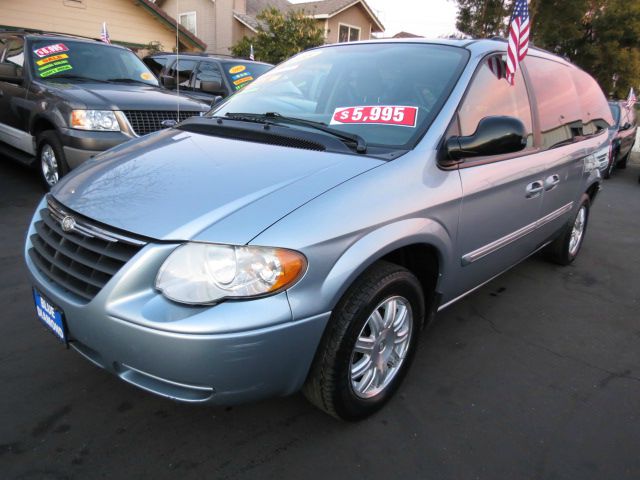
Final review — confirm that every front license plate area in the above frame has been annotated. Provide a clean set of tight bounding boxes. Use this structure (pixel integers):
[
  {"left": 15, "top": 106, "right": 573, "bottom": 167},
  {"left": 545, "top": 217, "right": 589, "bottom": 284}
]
[{"left": 33, "top": 288, "right": 67, "bottom": 345}]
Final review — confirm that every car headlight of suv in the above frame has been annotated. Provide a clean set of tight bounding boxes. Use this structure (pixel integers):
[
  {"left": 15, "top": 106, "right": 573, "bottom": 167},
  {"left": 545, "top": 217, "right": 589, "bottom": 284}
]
[
  {"left": 155, "top": 243, "right": 307, "bottom": 305},
  {"left": 71, "top": 110, "right": 120, "bottom": 131}
]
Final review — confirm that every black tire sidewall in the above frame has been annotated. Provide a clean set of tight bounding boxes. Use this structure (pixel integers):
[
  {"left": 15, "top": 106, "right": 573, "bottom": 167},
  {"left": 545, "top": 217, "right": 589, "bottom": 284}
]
[
  {"left": 331, "top": 270, "right": 424, "bottom": 420},
  {"left": 37, "top": 131, "right": 68, "bottom": 190}
]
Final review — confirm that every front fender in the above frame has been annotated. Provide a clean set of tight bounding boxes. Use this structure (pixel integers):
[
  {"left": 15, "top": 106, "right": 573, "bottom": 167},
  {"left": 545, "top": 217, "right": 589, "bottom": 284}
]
[{"left": 285, "top": 217, "right": 454, "bottom": 322}]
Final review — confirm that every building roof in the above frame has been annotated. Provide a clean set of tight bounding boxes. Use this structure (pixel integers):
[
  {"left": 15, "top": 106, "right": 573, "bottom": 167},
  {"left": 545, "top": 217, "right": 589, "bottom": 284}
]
[
  {"left": 240, "top": 0, "right": 384, "bottom": 33},
  {"left": 392, "top": 31, "right": 422, "bottom": 39},
  {"left": 137, "top": 0, "right": 206, "bottom": 50},
  {"left": 291, "top": 0, "right": 384, "bottom": 32}
]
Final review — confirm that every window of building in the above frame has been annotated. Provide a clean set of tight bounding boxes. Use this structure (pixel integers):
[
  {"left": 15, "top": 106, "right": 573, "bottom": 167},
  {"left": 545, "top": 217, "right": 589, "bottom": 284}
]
[
  {"left": 339, "top": 24, "right": 361, "bottom": 43},
  {"left": 458, "top": 54, "right": 533, "bottom": 148},
  {"left": 525, "top": 56, "right": 582, "bottom": 149},
  {"left": 179, "top": 12, "right": 197, "bottom": 35}
]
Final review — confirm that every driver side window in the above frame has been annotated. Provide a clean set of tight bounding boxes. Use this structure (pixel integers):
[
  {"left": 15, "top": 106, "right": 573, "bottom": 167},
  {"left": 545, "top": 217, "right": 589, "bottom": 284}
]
[{"left": 458, "top": 54, "right": 533, "bottom": 148}]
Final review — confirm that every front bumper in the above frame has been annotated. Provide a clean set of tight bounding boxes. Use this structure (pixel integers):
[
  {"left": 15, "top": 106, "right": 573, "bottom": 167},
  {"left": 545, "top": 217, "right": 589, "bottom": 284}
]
[
  {"left": 24, "top": 199, "right": 330, "bottom": 405},
  {"left": 59, "top": 127, "right": 135, "bottom": 169}
]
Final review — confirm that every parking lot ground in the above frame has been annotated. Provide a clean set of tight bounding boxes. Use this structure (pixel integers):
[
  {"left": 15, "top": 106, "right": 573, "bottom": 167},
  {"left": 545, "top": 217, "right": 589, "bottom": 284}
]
[{"left": 1, "top": 157, "right": 639, "bottom": 480}]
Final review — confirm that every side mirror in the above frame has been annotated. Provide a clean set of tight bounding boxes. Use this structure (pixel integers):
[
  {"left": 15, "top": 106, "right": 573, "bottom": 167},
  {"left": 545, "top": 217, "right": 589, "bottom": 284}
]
[
  {"left": 211, "top": 95, "right": 224, "bottom": 108},
  {"left": 200, "top": 79, "right": 223, "bottom": 94},
  {"left": 0, "top": 63, "right": 23, "bottom": 84},
  {"left": 446, "top": 116, "right": 527, "bottom": 161},
  {"left": 160, "top": 74, "right": 176, "bottom": 89}
]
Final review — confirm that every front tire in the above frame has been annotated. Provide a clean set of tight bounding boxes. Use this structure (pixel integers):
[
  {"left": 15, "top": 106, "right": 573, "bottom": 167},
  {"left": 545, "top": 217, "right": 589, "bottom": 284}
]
[
  {"left": 37, "top": 130, "right": 69, "bottom": 190},
  {"left": 548, "top": 194, "right": 590, "bottom": 266},
  {"left": 303, "top": 261, "right": 425, "bottom": 421}
]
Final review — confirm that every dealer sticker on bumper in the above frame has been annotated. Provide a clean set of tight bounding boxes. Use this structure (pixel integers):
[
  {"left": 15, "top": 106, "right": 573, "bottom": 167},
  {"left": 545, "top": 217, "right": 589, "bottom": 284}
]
[{"left": 33, "top": 289, "right": 67, "bottom": 343}]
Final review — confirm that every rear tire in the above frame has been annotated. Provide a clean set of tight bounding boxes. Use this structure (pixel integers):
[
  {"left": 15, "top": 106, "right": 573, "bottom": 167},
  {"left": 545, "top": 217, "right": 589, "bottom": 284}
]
[
  {"left": 303, "top": 261, "right": 425, "bottom": 421},
  {"left": 547, "top": 194, "right": 590, "bottom": 266},
  {"left": 37, "top": 130, "right": 69, "bottom": 191}
]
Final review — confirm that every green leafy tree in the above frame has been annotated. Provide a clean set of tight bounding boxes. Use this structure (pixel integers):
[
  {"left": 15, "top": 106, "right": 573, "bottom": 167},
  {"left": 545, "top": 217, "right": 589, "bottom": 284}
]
[
  {"left": 455, "top": 0, "right": 511, "bottom": 37},
  {"left": 452, "top": 0, "right": 640, "bottom": 97},
  {"left": 231, "top": 7, "right": 325, "bottom": 64}
]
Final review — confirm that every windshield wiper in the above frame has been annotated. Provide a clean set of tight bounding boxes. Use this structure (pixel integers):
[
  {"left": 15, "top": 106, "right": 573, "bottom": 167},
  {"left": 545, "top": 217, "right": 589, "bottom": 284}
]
[
  {"left": 107, "top": 78, "right": 152, "bottom": 85},
  {"left": 48, "top": 74, "right": 110, "bottom": 83},
  {"left": 224, "top": 112, "right": 367, "bottom": 153}
]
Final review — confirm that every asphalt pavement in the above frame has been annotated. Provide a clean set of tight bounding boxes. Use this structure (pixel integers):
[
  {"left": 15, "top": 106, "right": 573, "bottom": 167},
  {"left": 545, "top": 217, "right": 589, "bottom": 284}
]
[{"left": 1, "top": 156, "right": 639, "bottom": 480}]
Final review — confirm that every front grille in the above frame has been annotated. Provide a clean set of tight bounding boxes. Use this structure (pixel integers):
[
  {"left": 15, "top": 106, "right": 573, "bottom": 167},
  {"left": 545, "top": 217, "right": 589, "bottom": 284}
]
[
  {"left": 123, "top": 110, "right": 202, "bottom": 136},
  {"left": 29, "top": 197, "right": 147, "bottom": 302}
]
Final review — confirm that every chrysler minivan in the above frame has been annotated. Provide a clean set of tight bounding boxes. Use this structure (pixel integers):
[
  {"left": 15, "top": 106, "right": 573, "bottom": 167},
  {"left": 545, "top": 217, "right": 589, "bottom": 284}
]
[{"left": 25, "top": 39, "right": 612, "bottom": 420}]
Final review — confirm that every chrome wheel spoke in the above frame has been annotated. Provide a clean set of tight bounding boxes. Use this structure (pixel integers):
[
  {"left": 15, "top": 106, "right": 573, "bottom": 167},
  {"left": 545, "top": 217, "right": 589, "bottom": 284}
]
[
  {"left": 368, "top": 310, "right": 384, "bottom": 335},
  {"left": 354, "top": 336, "right": 375, "bottom": 354},
  {"left": 383, "top": 298, "right": 397, "bottom": 328},
  {"left": 351, "top": 355, "right": 372, "bottom": 379}
]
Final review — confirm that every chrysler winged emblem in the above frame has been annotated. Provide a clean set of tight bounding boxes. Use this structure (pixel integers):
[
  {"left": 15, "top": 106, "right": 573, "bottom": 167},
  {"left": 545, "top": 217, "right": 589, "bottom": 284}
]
[{"left": 60, "top": 215, "right": 76, "bottom": 233}]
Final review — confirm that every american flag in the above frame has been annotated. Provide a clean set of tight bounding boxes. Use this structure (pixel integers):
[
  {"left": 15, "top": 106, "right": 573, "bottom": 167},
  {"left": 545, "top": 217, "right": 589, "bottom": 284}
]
[
  {"left": 249, "top": 44, "right": 255, "bottom": 61},
  {"left": 100, "top": 22, "right": 111, "bottom": 44},
  {"left": 505, "top": 0, "right": 530, "bottom": 85},
  {"left": 625, "top": 87, "right": 637, "bottom": 109},
  {"left": 488, "top": 55, "right": 507, "bottom": 80}
]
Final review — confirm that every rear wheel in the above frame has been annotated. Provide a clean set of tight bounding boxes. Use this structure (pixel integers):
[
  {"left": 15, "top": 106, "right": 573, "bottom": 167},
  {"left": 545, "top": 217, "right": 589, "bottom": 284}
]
[
  {"left": 548, "top": 194, "right": 590, "bottom": 265},
  {"left": 303, "top": 261, "right": 425, "bottom": 421},
  {"left": 37, "top": 130, "right": 69, "bottom": 190}
]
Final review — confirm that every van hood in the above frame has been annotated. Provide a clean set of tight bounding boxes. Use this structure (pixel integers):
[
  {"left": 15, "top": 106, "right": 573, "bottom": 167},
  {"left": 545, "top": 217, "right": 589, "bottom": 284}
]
[
  {"left": 44, "top": 81, "right": 209, "bottom": 111},
  {"left": 52, "top": 129, "right": 384, "bottom": 244}
]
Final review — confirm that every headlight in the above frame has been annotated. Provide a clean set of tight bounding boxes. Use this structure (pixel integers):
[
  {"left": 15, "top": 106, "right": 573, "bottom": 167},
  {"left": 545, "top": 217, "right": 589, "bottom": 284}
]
[
  {"left": 71, "top": 110, "right": 120, "bottom": 131},
  {"left": 155, "top": 243, "right": 307, "bottom": 305}
]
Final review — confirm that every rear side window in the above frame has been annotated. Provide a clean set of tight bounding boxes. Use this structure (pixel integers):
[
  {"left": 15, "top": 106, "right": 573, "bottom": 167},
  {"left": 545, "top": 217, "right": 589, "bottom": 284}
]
[
  {"left": 571, "top": 68, "right": 613, "bottom": 135},
  {"left": 525, "top": 57, "right": 582, "bottom": 149},
  {"left": 193, "top": 61, "right": 223, "bottom": 89},
  {"left": 166, "top": 58, "right": 197, "bottom": 87},
  {"left": 458, "top": 54, "right": 533, "bottom": 148}
]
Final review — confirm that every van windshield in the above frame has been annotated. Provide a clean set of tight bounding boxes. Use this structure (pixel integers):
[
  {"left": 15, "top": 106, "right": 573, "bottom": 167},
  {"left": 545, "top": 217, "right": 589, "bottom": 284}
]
[
  {"left": 212, "top": 43, "right": 468, "bottom": 149},
  {"left": 30, "top": 40, "right": 158, "bottom": 86}
]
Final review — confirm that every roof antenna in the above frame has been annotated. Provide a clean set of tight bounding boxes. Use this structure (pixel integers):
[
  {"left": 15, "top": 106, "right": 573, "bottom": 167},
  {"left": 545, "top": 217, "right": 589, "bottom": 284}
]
[{"left": 175, "top": 0, "right": 180, "bottom": 122}]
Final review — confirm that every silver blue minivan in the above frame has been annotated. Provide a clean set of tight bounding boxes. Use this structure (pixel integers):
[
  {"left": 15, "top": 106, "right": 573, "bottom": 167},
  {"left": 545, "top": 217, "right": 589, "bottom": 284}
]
[{"left": 25, "top": 39, "right": 613, "bottom": 420}]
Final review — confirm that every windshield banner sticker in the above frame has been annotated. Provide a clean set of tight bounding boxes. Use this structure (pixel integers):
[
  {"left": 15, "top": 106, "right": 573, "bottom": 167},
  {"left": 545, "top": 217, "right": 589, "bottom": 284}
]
[
  {"left": 39, "top": 64, "right": 73, "bottom": 78},
  {"left": 233, "top": 76, "right": 253, "bottom": 86},
  {"left": 229, "top": 65, "right": 246, "bottom": 74},
  {"left": 34, "top": 43, "right": 69, "bottom": 58},
  {"left": 36, "top": 54, "right": 68, "bottom": 66},
  {"left": 331, "top": 106, "right": 418, "bottom": 127}
]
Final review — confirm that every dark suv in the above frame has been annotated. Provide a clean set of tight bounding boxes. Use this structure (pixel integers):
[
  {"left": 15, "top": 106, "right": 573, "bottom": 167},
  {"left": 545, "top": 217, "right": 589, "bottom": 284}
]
[
  {"left": 604, "top": 100, "right": 637, "bottom": 178},
  {"left": 0, "top": 32, "right": 209, "bottom": 188},
  {"left": 143, "top": 53, "right": 272, "bottom": 102}
]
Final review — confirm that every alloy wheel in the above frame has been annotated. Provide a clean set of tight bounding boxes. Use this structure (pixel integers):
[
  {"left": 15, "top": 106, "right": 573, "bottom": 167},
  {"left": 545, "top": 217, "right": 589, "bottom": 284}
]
[
  {"left": 40, "top": 144, "right": 60, "bottom": 187},
  {"left": 568, "top": 206, "right": 586, "bottom": 256},
  {"left": 350, "top": 296, "right": 413, "bottom": 399}
]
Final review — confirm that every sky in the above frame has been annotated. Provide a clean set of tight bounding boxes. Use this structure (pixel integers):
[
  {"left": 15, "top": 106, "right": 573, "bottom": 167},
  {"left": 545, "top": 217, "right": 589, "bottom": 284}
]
[{"left": 289, "top": 0, "right": 460, "bottom": 38}]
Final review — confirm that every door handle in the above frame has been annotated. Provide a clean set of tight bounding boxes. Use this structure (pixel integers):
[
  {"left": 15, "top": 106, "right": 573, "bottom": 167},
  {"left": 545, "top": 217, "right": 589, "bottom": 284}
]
[
  {"left": 544, "top": 174, "right": 560, "bottom": 191},
  {"left": 525, "top": 180, "right": 544, "bottom": 198}
]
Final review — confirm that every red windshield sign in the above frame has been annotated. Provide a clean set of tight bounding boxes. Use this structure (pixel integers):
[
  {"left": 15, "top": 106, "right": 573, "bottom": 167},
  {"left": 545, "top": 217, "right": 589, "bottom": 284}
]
[
  {"left": 34, "top": 43, "right": 69, "bottom": 58},
  {"left": 331, "top": 106, "right": 418, "bottom": 127}
]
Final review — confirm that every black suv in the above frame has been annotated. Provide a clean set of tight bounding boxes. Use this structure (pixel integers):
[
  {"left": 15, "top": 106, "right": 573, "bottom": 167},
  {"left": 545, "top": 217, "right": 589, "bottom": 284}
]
[
  {"left": 143, "top": 53, "right": 272, "bottom": 102},
  {"left": 0, "top": 32, "right": 209, "bottom": 188},
  {"left": 604, "top": 100, "right": 637, "bottom": 178}
]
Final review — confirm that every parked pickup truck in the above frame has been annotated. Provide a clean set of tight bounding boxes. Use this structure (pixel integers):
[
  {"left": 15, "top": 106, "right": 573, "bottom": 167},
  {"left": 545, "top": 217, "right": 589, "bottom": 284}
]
[{"left": 0, "top": 31, "right": 209, "bottom": 189}]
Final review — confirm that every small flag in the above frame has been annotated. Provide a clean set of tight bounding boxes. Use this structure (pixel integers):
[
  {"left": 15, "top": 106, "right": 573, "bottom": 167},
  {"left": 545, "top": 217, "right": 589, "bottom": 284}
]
[
  {"left": 100, "top": 22, "right": 111, "bottom": 44},
  {"left": 249, "top": 44, "right": 255, "bottom": 61},
  {"left": 505, "top": 0, "right": 530, "bottom": 85},
  {"left": 625, "top": 87, "right": 637, "bottom": 109}
]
